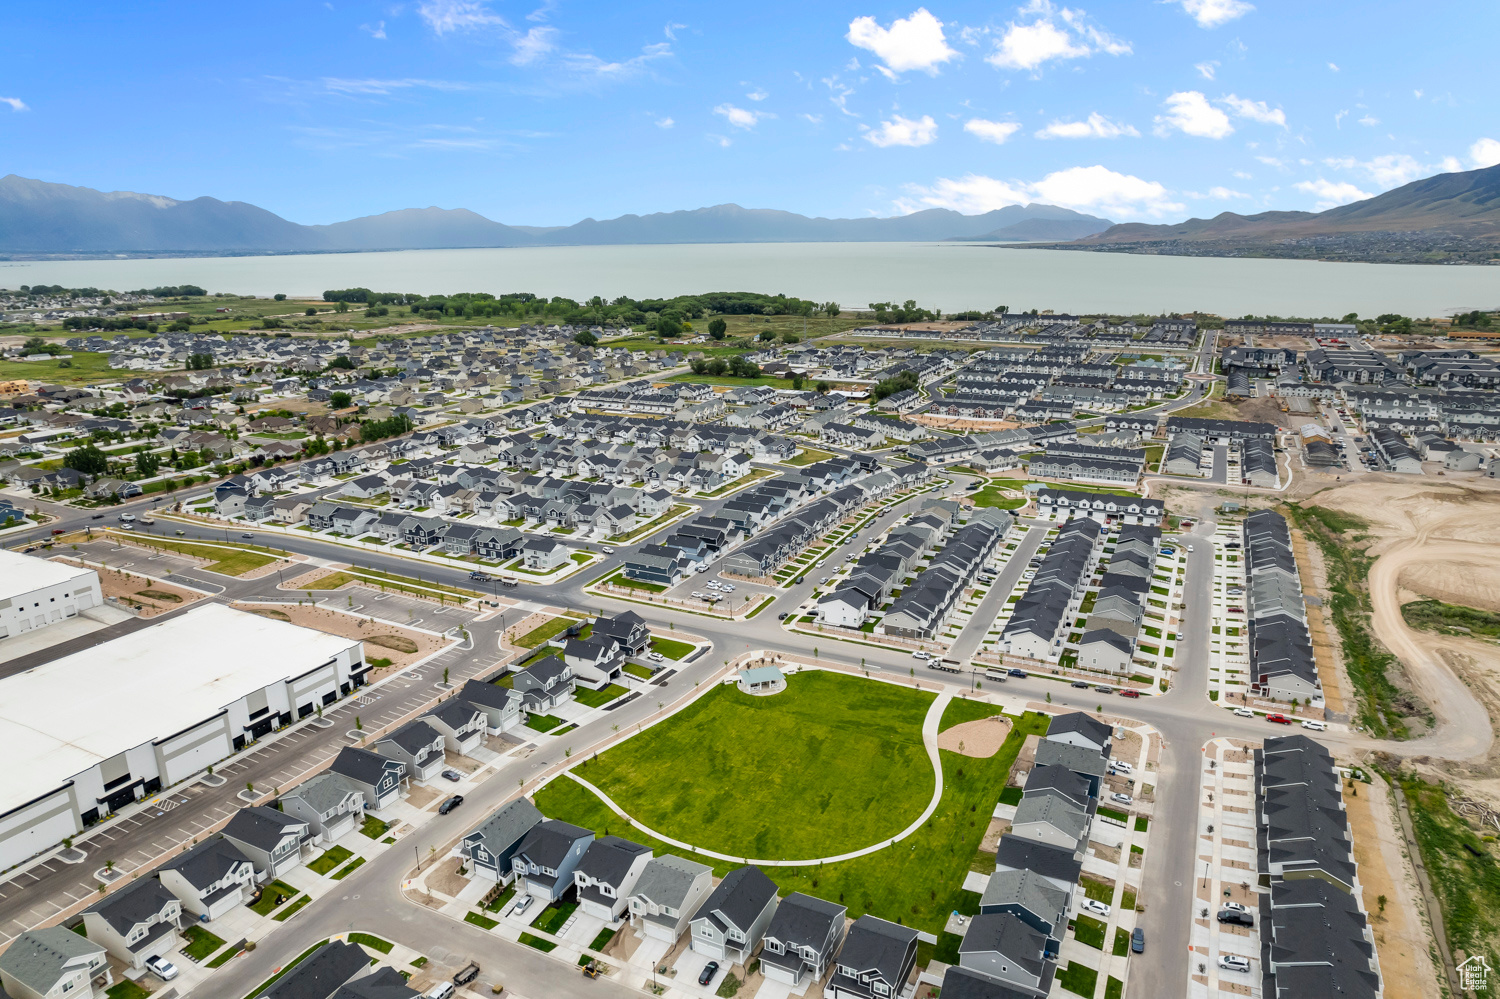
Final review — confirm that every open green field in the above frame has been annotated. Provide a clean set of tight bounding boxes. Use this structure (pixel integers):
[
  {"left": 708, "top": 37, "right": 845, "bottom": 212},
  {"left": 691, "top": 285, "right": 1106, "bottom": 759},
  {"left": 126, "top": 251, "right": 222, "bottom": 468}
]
[
  {"left": 971, "top": 484, "right": 1027, "bottom": 509},
  {"left": 537, "top": 693, "right": 1044, "bottom": 932},
  {"left": 0, "top": 351, "right": 119, "bottom": 386},
  {"left": 666, "top": 373, "right": 801, "bottom": 390},
  {"left": 566, "top": 671, "right": 933, "bottom": 859},
  {"left": 1400, "top": 774, "right": 1500, "bottom": 965},
  {"left": 121, "top": 535, "right": 278, "bottom": 576},
  {"left": 787, "top": 447, "right": 836, "bottom": 467}
]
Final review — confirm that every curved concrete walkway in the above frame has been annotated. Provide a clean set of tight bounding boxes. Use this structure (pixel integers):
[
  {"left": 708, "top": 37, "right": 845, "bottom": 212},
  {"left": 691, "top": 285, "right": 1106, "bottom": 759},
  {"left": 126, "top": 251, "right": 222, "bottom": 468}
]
[{"left": 565, "top": 689, "right": 954, "bottom": 866}]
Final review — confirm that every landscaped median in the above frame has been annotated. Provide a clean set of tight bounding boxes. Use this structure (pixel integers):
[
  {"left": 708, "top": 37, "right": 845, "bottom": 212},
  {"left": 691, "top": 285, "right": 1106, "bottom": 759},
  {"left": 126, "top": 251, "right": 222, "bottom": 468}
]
[
  {"left": 584, "top": 571, "right": 774, "bottom": 621},
  {"left": 293, "top": 564, "right": 482, "bottom": 604},
  {"left": 105, "top": 531, "right": 289, "bottom": 576}
]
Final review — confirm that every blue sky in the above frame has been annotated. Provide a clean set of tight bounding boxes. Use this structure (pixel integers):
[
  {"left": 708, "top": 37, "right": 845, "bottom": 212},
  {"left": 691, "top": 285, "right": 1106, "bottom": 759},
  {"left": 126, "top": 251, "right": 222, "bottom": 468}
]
[{"left": 4, "top": 1, "right": 1497, "bottom": 227}]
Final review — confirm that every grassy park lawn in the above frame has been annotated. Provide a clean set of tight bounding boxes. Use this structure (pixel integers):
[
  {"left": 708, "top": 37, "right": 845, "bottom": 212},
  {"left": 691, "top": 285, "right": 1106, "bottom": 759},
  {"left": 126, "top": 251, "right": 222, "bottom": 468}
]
[
  {"left": 515, "top": 615, "right": 583, "bottom": 648},
  {"left": 971, "top": 484, "right": 1027, "bottom": 510},
  {"left": 308, "top": 846, "right": 353, "bottom": 875},
  {"left": 560, "top": 671, "right": 933, "bottom": 859},
  {"left": 538, "top": 694, "right": 1044, "bottom": 932},
  {"left": 573, "top": 684, "right": 628, "bottom": 708},
  {"left": 787, "top": 447, "right": 836, "bottom": 466},
  {"left": 649, "top": 636, "right": 696, "bottom": 660}
]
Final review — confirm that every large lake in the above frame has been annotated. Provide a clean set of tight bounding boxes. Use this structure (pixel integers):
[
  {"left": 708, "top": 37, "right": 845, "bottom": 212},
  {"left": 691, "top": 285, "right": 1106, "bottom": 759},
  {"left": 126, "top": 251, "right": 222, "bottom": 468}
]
[{"left": 2, "top": 242, "right": 1496, "bottom": 316}]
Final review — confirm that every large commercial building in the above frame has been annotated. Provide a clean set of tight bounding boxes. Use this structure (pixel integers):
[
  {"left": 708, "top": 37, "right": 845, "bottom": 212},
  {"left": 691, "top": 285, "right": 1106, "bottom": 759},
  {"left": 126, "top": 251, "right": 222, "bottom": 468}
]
[
  {"left": 0, "top": 550, "right": 103, "bottom": 641},
  {"left": 0, "top": 603, "right": 365, "bottom": 870}
]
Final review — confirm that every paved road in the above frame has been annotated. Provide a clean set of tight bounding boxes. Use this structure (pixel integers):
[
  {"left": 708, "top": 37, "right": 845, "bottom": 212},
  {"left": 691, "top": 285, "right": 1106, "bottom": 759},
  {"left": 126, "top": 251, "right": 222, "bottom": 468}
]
[{"left": 945, "top": 525, "right": 1045, "bottom": 663}]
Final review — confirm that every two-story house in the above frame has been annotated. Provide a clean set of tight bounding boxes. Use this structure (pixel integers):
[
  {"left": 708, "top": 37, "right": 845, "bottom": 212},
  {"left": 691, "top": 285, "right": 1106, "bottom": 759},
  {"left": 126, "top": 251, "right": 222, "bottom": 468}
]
[
  {"left": 690, "top": 866, "right": 780, "bottom": 966},
  {"left": 511, "top": 819, "right": 595, "bottom": 901},
  {"left": 458, "top": 679, "right": 526, "bottom": 734},
  {"left": 956, "top": 912, "right": 1055, "bottom": 997},
  {"left": 278, "top": 772, "right": 367, "bottom": 845},
  {"left": 628, "top": 855, "right": 715, "bottom": 944},
  {"left": 510, "top": 655, "right": 575, "bottom": 713},
  {"left": 825, "top": 915, "right": 920, "bottom": 999},
  {"left": 422, "top": 699, "right": 487, "bottom": 756},
  {"left": 156, "top": 837, "right": 257, "bottom": 922},
  {"left": 375, "top": 720, "right": 447, "bottom": 784},
  {"left": 327, "top": 746, "right": 408, "bottom": 811},
  {"left": 220, "top": 806, "right": 313, "bottom": 882},
  {"left": 573, "top": 835, "right": 654, "bottom": 920},
  {"left": 0, "top": 928, "right": 112, "bottom": 999},
  {"left": 461, "top": 799, "right": 545, "bottom": 884},
  {"left": 81, "top": 878, "right": 182, "bottom": 971},
  {"left": 760, "top": 892, "right": 848, "bottom": 987}
]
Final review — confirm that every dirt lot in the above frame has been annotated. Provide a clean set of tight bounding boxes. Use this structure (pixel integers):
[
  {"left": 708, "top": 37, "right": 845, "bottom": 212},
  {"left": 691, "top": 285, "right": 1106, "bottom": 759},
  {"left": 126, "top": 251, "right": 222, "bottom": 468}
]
[
  {"left": 54, "top": 557, "right": 204, "bottom": 618},
  {"left": 232, "top": 601, "right": 449, "bottom": 671},
  {"left": 938, "top": 716, "right": 1012, "bottom": 757}
]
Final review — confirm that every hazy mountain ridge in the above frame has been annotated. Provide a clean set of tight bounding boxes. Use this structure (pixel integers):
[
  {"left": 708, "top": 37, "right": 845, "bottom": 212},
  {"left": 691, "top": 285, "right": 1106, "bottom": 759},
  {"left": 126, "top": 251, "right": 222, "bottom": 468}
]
[{"left": 0, "top": 175, "right": 1109, "bottom": 255}]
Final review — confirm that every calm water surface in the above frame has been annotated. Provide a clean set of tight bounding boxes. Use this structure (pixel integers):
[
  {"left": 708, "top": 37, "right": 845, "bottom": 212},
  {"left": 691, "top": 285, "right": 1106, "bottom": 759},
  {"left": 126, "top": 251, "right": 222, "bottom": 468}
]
[{"left": 2, "top": 242, "right": 1497, "bottom": 316}]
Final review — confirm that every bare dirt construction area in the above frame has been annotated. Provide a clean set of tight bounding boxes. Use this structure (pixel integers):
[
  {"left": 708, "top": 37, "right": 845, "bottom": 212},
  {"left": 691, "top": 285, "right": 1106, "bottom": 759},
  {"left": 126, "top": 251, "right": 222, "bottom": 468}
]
[
  {"left": 939, "top": 716, "right": 1013, "bottom": 757},
  {"left": 54, "top": 557, "right": 204, "bottom": 617},
  {"left": 232, "top": 601, "right": 448, "bottom": 671},
  {"left": 1307, "top": 478, "right": 1500, "bottom": 771}
]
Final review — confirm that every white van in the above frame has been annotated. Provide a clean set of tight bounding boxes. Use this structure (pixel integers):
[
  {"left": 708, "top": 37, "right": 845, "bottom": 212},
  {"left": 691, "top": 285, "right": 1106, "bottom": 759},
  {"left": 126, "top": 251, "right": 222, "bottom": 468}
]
[
  {"left": 1300, "top": 719, "right": 1327, "bottom": 731},
  {"left": 425, "top": 984, "right": 456, "bottom": 999}
]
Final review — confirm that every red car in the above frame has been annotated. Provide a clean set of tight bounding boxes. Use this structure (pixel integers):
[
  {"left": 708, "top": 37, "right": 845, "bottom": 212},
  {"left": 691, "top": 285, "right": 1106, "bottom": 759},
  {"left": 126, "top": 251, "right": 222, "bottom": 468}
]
[
  {"left": 1119, "top": 689, "right": 1141, "bottom": 698},
  {"left": 1266, "top": 713, "right": 1293, "bottom": 724}
]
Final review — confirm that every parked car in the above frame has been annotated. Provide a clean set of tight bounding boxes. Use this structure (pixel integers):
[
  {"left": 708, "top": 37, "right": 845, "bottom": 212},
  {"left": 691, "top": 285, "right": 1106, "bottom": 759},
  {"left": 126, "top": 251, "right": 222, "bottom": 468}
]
[
  {"left": 1111, "top": 761, "right": 1133, "bottom": 774},
  {"left": 145, "top": 956, "right": 179, "bottom": 981},
  {"left": 426, "top": 984, "right": 456, "bottom": 999},
  {"left": 1266, "top": 713, "right": 1293, "bottom": 724},
  {"left": 648, "top": 651, "right": 665, "bottom": 662},
  {"left": 1119, "top": 689, "right": 1140, "bottom": 698},
  {"left": 50, "top": 528, "right": 64, "bottom": 535},
  {"left": 777, "top": 612, "right": 788, "bottom": 621},
  {"left": 1008, "top": 668, "right": 1028, "bottom": 678},
  {"left": 454, "top": 962, "right": 481, "bottom": 985},
  {"left": 698, "top": 961, "right": 720, "bottom": 986},
  {"left": 1094, "top": 685, "right": 1113, "bottom": 693},
  {"left": 1080, "top": 898, "right": 1110, "bottom": 917},
  {"left": 1233, "top": 707, "right": 1254, "bottom": 717},
  {"left": 1071, "top": 680, "right": 1090, "bottom": 689},
  {"left": 438, "top": 794, "right": 464, "bottom": 815},
  {"left": 1221, "top": 901, "right": 1249, "bottom": 914},
  {"left": 442, "top": 770, "right": 463, "bottom": 782},
  {"left": 1131, "top": 927, "right": 1145, "bottom": 953},
  {"left": 912, "top": 651, "right": 930, "bottom": 660},
  {"left": 241, "top": 532, "right": 254, "bottom": 539},
  {"left": 1301, "top": 719, "right": 1327, "bottom": 731},
  {"left": 1110, "top": 793, "right": 1133, "bottom": 805},
  {"left": 1217, "top": 954, "right": 1251, "bottom": 972},
  {"left": 511, "top": 895, "right": 534, "bottom": 916},
  {"left": 690, "top": 591, "right": 704, "bottom": 599}
]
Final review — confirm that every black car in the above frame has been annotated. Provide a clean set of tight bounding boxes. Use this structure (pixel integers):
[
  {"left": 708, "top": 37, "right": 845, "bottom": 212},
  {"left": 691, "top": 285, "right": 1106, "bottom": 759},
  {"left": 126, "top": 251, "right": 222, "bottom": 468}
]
[
  {"left": 698, "top": 962, "right": 720, "bottom": 986},
  {"left": 438, "top": 794, "right": 464, "bottom": 815},
  {"left": 1131, "top": 927, "right": 1145, "bottom": 953},
  {"left": 1217, "top": 910, "right": 1254, "bottom": 927},
  {"left": 1008, "top": 668, "right": 1027, "bottom": 678},
  {"left": 1071, "top": 680, "right": 1090, "bottom": 688},
  {"left": 441, "top": 769, "right": 463, "bottom": 782},
  {"left": 777, "top": 612, "right": 788, "bottom": 620},
  {"left": 90, "top": 513, "right": 105, "bottom": 520},
  {"left": 454, "top": 962, "right": 480, "bottom": 985}
]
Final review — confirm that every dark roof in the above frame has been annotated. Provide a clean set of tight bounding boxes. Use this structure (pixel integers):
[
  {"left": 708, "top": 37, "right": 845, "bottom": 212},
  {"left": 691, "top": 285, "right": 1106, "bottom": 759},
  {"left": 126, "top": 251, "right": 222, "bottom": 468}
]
[
  {"left": 222, "top": 806, "right": 307, "bottom": 853},
  {"left": 461, "top": 678, "right": 522, "bottom": 712},
  {"left": 1022, "top": 764, "right": 1092, "bottom": 807},
  {"left": 958, "top": 912, "right": 1049, "bottom": 980},
  {"left": 698, "top": 865, "right": 778, "bottom": 933},
  {"left": 262, "top": 940, "right": 369, "bottom": 999},
  {"left": 765, "top": 891, "right": 846, "bottom": 947},
  {"left": 330, "top": 746, "right": 404, "bottom": 786},
  {"left": 834, "top": 914, "right": 918, "bottom": 982},
  {"left": 515, "top": 819, "right": 594, "bottom": 869},
  {"left": 84, "top": 877, "right": 178, "bottom": 936},
  {"left": 939, "top": 965, "right": 1051, "bottom": 999},
  {"left": 992, "top": 834, "right": 1082, "bottom": 884},
  {"left": 331, "top": 967, "right": 421, "bottom": 999},
  {"left": 576, "top": 835, "right": 651, "bottom": 889},
  {"left": 158, "top": 836, "right": 252, "bottom": 891},
  {"left": 425, "top": 698, "right": 482, "bottom": 730},
  {"left": 464, "top": 798, "right": 544, "bottom": 856},
  {"left": 378, "top": 719, "right": 443, "bottom": 756}
]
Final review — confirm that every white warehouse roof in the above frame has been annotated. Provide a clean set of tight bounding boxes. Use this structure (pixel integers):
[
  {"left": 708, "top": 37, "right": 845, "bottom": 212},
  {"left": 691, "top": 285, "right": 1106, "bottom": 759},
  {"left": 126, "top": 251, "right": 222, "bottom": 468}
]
[
  {"left": 0, "top": 550, "right": 97, "bottom": 604},
  {"left": 0, "top": 603, "right": 361, "bottom": 815}
]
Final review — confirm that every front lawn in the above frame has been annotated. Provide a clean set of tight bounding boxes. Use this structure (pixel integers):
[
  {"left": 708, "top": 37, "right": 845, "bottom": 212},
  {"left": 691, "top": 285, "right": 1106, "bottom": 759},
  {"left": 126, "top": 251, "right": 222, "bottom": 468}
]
[
  {"left": 332, "top": 857, "right": 366, "bottom": 880},
  {"left": 597, "top": 571, "right": 668, "bottom": 593},
  {"left": 624, "top": 662, "right": 655, "bottom": 679},
  {"left": 105, "top": 982, "right": 151, "bottom": 999},
  {"left": 1057, "top": 962, "right": 1099, "bottom": 998},
  {"left": 526, "top": 714, "right": 565, "bottom": 732},
  {"left": 359, "top": 816, "right": 389, "bottom": 839},
  {"left": 650, "top": 636, "right": 696, "bottom": 660},
  {"left": 465, "top": 911, "right": 499, "bottom": 930},
  {"left": 532, "top": 900, "right": 578, "bottom": 935},
  {"left": 564, "top": 671, "right": 934, "bottom": 860},
  {"left": 182, "top": 924, "right": 225, "bottom": 961},
  {"left": 308, "top": 846, "right": 353, "bottom": 875},
  {"left": 1073, "top": 914, "right": 1106, "bottom": 950},
  {"left": 574, "top": 684, "right": 628, "bottom": 708},
  {"left": 249, "top": 880, "right": 301, "bottom": 915}
]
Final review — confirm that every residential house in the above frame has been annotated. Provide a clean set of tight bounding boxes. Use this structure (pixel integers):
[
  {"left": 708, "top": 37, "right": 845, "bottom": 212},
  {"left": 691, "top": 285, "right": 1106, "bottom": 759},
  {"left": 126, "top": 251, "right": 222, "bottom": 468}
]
[
  {"left": 824, "top": 915, "right": 920, "bottom": 999},
  {"left": 461, "top": 798, "right": 545, "bottom": 883},
  {"left": 459, "top": 679, "right": 526, "bottom": 734},
  {"left": 422, "top": 699, "right": 487, "bottom": 756},
  {"left": 510, "top": 655, "right": 575, "bottom": 713},
  {"left": 956, "top": 912, "right": 1055, "bottom": 997},
  {"left": 0, "top": 928, "right": 112, "bottom": 999},
  {"left": 278, "top": 772, "right": 367, "bottom": 844},
  {"left": 760, "top": 893, "right": 848, "bottom": 986},
  {"left": 511, "top": 819, "right": 595, "bottom": 901},
  {"left": 522, "top": 538, "right": 571, "bottom": 572},
  {"left": 573, "top": 835, "right": 654, "bottom": 920},
  {"left": 628, "top": 855, "right": 715, "bottom": 944},
  {"left": 81, "top": 878, "right": 182, "bottom": 971},
  {"left": 219, "top": 805, "right": 313, "bottom": 882},
  {"left": 260, "top": 940, "right": 392, "bottom": 999},
  {"left": 156, "top": 837, "right": 257, "bottom": 922},
  {"left": 690, "top": 865, "right": 780, "bottom": 965},
  {"left": 374, "top": 720, "right": 447, "bottom": 784}
]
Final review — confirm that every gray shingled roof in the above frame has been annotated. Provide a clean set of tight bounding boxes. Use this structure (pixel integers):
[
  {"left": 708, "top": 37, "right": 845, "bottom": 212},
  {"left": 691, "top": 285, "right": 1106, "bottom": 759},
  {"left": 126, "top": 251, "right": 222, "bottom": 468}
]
[
  {"left": 222, "top": 806, "right": 308, "bottom": 853},
  {"left": 158, "top": 837, "right": 252, "bottom": 891},
  {"left": 631, "top": 855, "right": 712, "bottom": 909},
  {"left": 0, "top": 928, "right": 104, "bottom": 997},
  {"left": 697, "top": 866, "right": 777, "bottom": 933},
  {"left": 84, "top": 877, "right": 177, "bottom": 936}
]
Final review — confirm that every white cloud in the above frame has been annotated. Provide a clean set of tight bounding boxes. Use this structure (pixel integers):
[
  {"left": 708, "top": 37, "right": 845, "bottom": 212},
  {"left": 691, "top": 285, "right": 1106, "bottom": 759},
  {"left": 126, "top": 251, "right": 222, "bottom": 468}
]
[
  {"left": 655, "top": 117, "right": 675, "bottom": 128},
  {"left": 1256, "top": 155, "right": 1284, "bottom": 167},
  {"left": 1471, "top": 137, "right": 1500, "bottom": 168},
  {"left": 1221, "top": 94, "right": 1285, "bottom": 127},
  {"left": 1413, "top": 88, "right": 1423, "bottom": 98},
  {"left": 1036, "top": 112, "right": 1138, "bottom": 139},
  {"left": 562, "top": 42, "right": 672, "bottom": 79},
  {"left": 1439, "top": 156, "right": 1462, "bottom": 173},
  {"left": 846, "top": 8, "right": 958, "bottom": 75},
  {"left": 823, "top": 77, "right": 857, "bottom": 117},
  {"left": 1327, "top": 62, "right": 1339, "bottom": 71},
  {"left": 964, "top": 118, "right": 1022, "bottom": 144},
  {"left": 320, "top": 77, "right": 472, "bottom": 95},
  {"left": 664, "top": 22, "right": 687, "bottom": 40},
  {"left": 1334, "top": 109, "right": 1348, "bottom": 128},
  {"left": 510, "top": 26, "right": 557, "bottom": 64},
  {"left": 1232, "top": 170, "right": 1252, "bottom": 179},
  {"left": 1154, "top": 91, "right": 1232, "bottom": 139},
  {"left": 418, "top": 0, "right": 503, "bottom": 34},
  {"left": 1360, "top": 154, "right": 1425, "bottom": 187},
  {"left": 1194, "top": 60, "right": 1218, "bottom": 80},
  {"left": 1357, "top": 114, "right": 1380, "bottom": 126},
  {"left": 1176, "top": 0, "right": 1254, "bottom": 28},
  {"left": 714, "top": 104, "right": 772, "bottom": 129},
  {"left": 986, "top": 1, "right": 1129, "bottom": 74},
  {"left": 747, "top": 89, "right": 768, "bottom": 101},
  {"left": 0, "top": 96, "right": 28, "bottom": 112},
  {"left": 1207, "top": 186, "right": 1248, "bottom": 198},
  {"left": 900, "top": 164, "right": 1181, "bottom": 218},
  {"left": 360, "top": 21, "right": 387, "bottom": 39},
  {"left": 801, "top": 112, "right": 824, "bottom": 124},
  {"left": 864, "top": 113, "right": 939, "bottom": 147},
  {"left": 708, "top": 133, "right": 732, "bottom": 148},
  {"left": 1295, "top": 178, "right": 1372, "bottom": 210}
]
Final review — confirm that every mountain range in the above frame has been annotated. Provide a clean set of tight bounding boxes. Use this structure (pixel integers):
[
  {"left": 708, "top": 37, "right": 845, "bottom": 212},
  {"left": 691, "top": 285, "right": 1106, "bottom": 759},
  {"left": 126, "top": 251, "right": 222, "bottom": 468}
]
[
  {"left": 0, "top": 175, "right": 1110, "bottom": 256},
  {"left": 1031, "top": 163, "right": 1500, "bottom": 264}
]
